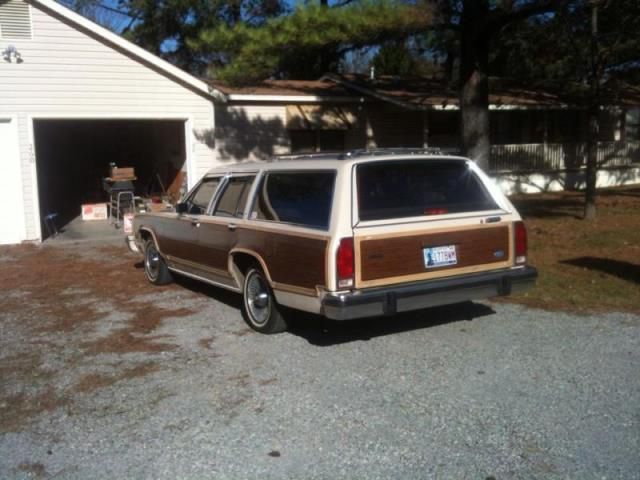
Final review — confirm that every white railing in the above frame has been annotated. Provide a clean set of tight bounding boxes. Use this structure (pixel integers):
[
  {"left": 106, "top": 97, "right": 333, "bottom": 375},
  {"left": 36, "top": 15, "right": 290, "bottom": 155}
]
[{"left": 489, "top": 141, "right": 640, "bottom": 172}]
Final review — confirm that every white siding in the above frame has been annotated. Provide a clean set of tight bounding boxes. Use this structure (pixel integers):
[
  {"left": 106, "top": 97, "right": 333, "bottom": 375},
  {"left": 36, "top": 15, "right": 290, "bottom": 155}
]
[
  {"left": 214, "top": 104, "right": 290, "bottom": 162},
  {"left": 215, "top": 103, "right": 370, "bottom": 161},
  {"left": 0, "top": 1, "right": 216, "bottom": 241}
]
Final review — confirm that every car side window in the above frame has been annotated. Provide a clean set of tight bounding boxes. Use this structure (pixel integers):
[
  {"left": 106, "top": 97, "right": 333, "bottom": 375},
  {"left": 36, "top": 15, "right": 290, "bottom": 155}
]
[
  {"left": 185, "top": 177, "right": 220, "bottom": 215},
  {"left": 250, "top": 171, "right": 335, "bottom": 230},
  {"left": 213, "top": 176, "right": 256, "bottom": 218}
]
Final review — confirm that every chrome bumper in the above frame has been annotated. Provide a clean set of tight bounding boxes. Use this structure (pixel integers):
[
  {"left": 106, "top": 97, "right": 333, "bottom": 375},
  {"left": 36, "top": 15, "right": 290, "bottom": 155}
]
[
  {"left": 125, "top": 235, "right": 141, "bottom": 254},
  {"left": 321, "top": 266, "right": 538, "bottom": 321}
]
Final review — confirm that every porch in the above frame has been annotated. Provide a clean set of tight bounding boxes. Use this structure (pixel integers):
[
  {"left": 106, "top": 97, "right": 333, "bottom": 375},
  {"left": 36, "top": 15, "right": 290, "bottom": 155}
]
[{"left": 489, "top": 141, "right": 640, "bottom": 173}]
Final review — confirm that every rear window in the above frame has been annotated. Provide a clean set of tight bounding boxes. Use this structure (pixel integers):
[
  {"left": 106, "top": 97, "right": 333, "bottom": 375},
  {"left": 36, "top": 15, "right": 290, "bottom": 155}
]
[
  {"left": 251, "top": 171, "right": 335, "bottom": 230},
  {"left": 357, "top": 160, "right": 498, "bottom": 222}
]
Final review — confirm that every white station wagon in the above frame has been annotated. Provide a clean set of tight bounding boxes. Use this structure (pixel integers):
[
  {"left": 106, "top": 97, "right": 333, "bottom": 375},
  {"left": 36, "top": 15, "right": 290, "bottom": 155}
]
[{"left": 128, "top": 149, "right": 537, "bottom": 333}]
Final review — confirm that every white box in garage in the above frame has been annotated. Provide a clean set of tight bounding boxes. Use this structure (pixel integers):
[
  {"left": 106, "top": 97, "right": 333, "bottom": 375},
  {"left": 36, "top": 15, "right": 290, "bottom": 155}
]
[{"left": 81, "top": 203, "right": 108, "bottom": 221}]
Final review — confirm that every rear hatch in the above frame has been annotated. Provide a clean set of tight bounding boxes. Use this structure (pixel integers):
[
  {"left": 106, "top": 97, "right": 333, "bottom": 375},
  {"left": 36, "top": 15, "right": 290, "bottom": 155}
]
[{"left": 353, "top": 158, "right": 514, "bottom": 289}]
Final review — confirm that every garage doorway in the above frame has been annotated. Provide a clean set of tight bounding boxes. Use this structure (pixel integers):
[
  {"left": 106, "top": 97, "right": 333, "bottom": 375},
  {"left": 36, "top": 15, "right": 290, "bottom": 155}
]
[{"left": 33, "top": 119, "right": 187, "bottom": 240}]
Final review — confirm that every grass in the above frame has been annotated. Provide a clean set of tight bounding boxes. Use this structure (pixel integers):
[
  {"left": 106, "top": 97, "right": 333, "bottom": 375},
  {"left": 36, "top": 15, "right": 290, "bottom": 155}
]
[{"left": 498, "top": 186, "right": 640, "bottom": 315}]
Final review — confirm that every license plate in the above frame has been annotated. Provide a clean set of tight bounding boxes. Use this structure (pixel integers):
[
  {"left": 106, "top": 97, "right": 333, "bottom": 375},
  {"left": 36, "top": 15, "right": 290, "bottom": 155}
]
[{"left": 423, "top": 245, "right": 457, "bottom": 268}]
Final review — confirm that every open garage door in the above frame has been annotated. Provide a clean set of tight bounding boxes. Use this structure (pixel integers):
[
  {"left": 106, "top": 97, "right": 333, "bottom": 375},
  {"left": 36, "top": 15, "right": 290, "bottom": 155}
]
[{"left": 33, "top": 119, "right": 187, "bottom": 240}]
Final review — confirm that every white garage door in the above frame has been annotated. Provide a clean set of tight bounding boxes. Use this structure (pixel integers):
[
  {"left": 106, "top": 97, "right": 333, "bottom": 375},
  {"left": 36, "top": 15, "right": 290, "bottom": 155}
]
[{"left": 0, "top": 118, "right": 26, "bottom": 245}]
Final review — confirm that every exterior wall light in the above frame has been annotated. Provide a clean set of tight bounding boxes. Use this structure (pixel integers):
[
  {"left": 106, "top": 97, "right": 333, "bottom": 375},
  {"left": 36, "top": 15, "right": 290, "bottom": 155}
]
[{"left": 2, "top": 45, "right": 23, "bottom": 63}]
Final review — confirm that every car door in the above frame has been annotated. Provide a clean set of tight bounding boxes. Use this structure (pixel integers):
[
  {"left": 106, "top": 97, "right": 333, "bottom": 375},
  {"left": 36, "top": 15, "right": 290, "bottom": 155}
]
[
  {"left": 160, "top": 176, "right": 222, "bottom": 265},
  {"left": 197, "top": 174, "right": 257, "bottom": 276}
]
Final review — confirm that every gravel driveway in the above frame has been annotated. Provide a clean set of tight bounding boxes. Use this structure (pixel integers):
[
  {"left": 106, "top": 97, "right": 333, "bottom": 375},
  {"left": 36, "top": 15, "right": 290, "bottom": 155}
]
[{"left": 0, "top": 242, "right": 638, "bottom": 479}]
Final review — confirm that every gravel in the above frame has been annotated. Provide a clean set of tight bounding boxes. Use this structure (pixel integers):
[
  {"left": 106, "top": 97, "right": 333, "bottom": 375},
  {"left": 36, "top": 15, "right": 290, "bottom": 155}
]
[{"left": 0, "top": 245, "right": 638, "bottom": 479}]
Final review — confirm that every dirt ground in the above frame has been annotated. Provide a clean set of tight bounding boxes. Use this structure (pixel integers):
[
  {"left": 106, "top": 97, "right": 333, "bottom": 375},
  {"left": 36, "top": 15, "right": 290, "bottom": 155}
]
[
  {"left": 0, "top": 243, "right": 200, "bottom": 434},
  {"left": 0, "top": 206, "right": 639, "bottom": 478},
  {"left": 1, "top": 187, "right": 638, "bottom": 435},
  {"left": 503, "top": 185, "right": 640, "bottom": 314}
]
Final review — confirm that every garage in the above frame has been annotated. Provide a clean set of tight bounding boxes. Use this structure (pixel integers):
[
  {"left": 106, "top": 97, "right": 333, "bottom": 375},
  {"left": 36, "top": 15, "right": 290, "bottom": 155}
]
[
  {"left": 0, "top": 0, "right": 217, "bottom": 244},
  {"left": 33, "top": 119, "right": 187, "bottom": 238}
]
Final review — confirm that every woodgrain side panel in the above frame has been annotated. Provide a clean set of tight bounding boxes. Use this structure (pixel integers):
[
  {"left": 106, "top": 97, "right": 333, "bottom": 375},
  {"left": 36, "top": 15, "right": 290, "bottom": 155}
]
[
  {"left": 359, "top": 225, "right": 510, "bottom": 282},
  {"left": 236, "top": 228, "right": 328, "bottom": 290}
]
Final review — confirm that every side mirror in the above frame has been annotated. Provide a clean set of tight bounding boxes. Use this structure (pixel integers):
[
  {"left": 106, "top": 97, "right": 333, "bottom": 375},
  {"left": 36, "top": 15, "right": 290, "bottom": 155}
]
[{"left": 175, "top": 202, "right": 188, "bottom": 214}]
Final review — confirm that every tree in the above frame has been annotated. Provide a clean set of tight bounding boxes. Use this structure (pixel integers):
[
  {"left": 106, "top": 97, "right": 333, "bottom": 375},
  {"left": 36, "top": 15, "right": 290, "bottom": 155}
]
[
  {"left": 488, "top": 0, "right": 640, "bottom": 219},
  {"left": 58, "top": 0, "right": 133, "bottom": 32},
  {"left": 193, "top": 0, "right": 568, "bottom": 169},
  {"left": 370, "top": 41, "right": 414, "bottom": 76},
  {"left": 454, "top": 0, "right": 569, "bottom": 169},
  {"left": 59, "top": 0, "right": 287, "bottom": 75},
  {"left": 192, "top": 1, "right": 431, "bottom": 82}
]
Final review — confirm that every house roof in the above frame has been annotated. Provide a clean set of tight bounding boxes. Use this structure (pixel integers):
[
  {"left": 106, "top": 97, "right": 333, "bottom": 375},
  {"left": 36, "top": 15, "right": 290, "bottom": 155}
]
[
  {"left": 207, "top": 75, "right": 573, "bottom": 108},
  {"left": 209, "top": 74, "right": 640, "bottom": 109},
  {"left": 208, "top": 79, "right": 353, "bottom": 97},
  {"left": 27, "top": 0, "right": 211, "bottom": 97},
  {"left": 328, "top": 74, "right": 577, "bottom": 109},
  {"left": 207, "top": 79, "right": 359, "bottom": 103}
]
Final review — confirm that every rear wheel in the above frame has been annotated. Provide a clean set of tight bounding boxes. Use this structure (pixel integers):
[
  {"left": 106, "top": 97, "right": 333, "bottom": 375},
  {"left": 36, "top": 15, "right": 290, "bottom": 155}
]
[
  {"left": 144, "top": 239, "right": 173, "bottom": 285},
  {"left": 242, "top": 267, "right": 287, "bottom": 334}
]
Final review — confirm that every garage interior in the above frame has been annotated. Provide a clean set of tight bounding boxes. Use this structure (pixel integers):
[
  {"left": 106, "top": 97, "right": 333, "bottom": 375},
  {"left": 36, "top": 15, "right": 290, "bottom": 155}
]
[{"left": 34, "top": 119, "right": 187, "bottom": 240}]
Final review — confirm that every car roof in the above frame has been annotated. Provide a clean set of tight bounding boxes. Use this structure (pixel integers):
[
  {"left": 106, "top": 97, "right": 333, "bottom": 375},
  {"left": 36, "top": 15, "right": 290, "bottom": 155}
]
[{"left": 205, "top": 149, "right": 471, "bottom": 175}]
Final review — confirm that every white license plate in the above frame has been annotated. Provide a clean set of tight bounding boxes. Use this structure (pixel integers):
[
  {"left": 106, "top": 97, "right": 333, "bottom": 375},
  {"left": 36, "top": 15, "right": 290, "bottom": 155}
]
[{"left": 423, "top": 245, "right": 457, "bottom": 268}]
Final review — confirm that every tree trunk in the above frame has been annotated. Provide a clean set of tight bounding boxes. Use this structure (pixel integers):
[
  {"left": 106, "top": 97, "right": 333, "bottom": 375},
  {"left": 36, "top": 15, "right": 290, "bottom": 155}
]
[
  {"left": 459, "top": 0, "right": 491, "bottom": 171},
  {"left": 584, "top": 106, "right": 598, "bottom": 220},
  {"left": 584, "top": 2, "right": 600, "bottom": 221}
]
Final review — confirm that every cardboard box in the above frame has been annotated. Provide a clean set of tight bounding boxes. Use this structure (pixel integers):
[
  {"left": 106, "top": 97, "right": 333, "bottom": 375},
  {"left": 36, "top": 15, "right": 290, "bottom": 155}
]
[
  {"left": 146, "top": 202, "right": 173, "bottom": 212},
  {"left": 110, "top": 166, "right": 135, "bottom": 180},
  {"left": 81, "top": 202, "right": 108, "bottom": 221},
  {"left": 123, "top": 213, "right": 134, "bottom": 234}
]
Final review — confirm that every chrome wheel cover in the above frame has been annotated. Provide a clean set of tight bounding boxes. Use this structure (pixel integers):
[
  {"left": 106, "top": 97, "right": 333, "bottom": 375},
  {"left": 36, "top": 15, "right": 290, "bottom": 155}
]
[
  {"left": 245, "top": 272, "right": 270, "bottom": 326},
  {"left": 145, "top": 244, "right": 160, "bottom": 281}
]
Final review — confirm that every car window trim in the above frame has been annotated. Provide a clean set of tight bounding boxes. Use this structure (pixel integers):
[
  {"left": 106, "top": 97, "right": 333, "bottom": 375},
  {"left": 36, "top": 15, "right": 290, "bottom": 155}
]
[
  {"left": 181, "top": 175, "right": 223, "bottom": 217},
  {"left": 247, "top": 169, "right": 337, "bottom": 231},
  {"left": 210, "top": 172, "right": 258, "bottom": 218},
  {"left": 353, "top": 158, "right": 499, "bottom": 224}
]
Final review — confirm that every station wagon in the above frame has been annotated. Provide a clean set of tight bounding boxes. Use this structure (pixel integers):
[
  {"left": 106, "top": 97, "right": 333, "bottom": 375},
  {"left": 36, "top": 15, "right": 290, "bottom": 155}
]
[{"left": 127, "top": 149, "right": 537, "bottom": 333}]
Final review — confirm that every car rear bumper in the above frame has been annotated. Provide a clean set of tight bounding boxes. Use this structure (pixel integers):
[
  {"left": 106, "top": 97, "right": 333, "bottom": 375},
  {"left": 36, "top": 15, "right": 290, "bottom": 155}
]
[{"left": 321, "top": 266, "right": 537, "bottom": 321}]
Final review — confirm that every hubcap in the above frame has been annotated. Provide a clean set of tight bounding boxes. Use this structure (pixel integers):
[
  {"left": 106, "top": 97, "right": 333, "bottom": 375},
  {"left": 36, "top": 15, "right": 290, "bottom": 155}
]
[
  {"left": 246, "top": 272, "right": 270, "bottom": 326},
  {"left": 145, "top": 245, "right": 160, "bottom": 280}
]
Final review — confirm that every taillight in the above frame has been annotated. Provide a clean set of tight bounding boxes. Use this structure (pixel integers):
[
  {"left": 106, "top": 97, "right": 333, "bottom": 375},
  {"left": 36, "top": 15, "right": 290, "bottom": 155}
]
[
  {"left": 336, "top": 237, "right": 354, "bottom": 289},
  {"left": 514, "top": 221, "right": 527, "bottom": 265},
  {"left": 424, "top": 207, "right": 448, "bottom": 216}
]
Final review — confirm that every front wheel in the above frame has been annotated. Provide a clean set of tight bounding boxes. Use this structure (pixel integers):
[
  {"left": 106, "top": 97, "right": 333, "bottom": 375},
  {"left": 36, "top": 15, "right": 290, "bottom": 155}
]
[
  {"left": 242, "top": 268, "right": 287, "bottom": 334},
  {"left": 144, "top": 239, "right": 173, "bottom": 285}
]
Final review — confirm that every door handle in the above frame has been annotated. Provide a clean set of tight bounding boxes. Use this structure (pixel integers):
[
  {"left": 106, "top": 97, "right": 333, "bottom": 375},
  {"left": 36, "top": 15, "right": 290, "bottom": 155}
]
[
  {"left": 191, "top": 219, "right": 200, "bottom": 228},
  {"left": 227, "top": 223, "right": 237, "bottom": 231}
]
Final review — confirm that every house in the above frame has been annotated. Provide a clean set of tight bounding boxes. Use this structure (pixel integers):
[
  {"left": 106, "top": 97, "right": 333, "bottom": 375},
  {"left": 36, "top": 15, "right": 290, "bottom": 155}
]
[
  {"left": 0, "top": 0, "right": 217, "bottom": 244},
  {"left": 209, "top": 74, "right": 640, "bottom": 194},
  {"left": 2, "top": 0, "right": 639, "bottom": 245}
]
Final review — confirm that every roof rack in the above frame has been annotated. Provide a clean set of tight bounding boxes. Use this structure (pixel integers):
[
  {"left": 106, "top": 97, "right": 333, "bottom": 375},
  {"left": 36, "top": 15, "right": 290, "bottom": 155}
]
[
  {"left": 272, "top": 151, "right": 345, "bottom": 161},
  {"left": 343, "top": 147, "right": 444, "bottom": 158},
  {"left": 273, "top": 147, "right": 449, "bottom": 162}
]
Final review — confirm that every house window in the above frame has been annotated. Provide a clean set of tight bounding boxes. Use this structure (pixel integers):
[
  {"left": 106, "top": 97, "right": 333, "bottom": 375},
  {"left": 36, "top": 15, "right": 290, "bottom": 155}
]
[
  {"left": 290, "top": 130, "right": 345, "bottom": 153},
  {"left": 0, "top": 0, "right": 32, "bottom": 39},
  {"left": 626, "top": 109, "right": 640, "bottom": 141}
]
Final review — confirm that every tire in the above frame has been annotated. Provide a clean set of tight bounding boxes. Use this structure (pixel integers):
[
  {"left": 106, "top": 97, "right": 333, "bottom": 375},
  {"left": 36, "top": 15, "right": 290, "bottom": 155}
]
[
  {"left": 241, "top": 267, "right": 287, "bottom": 334},
  {"left": 143, "top": 239, "right": 173, "bottom": 285}
]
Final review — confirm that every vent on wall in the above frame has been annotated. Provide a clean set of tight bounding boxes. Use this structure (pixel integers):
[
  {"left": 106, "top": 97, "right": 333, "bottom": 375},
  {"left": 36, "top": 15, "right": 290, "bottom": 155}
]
[{"left": 0, "top": 0, "right": 32, "bottom": 39}]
